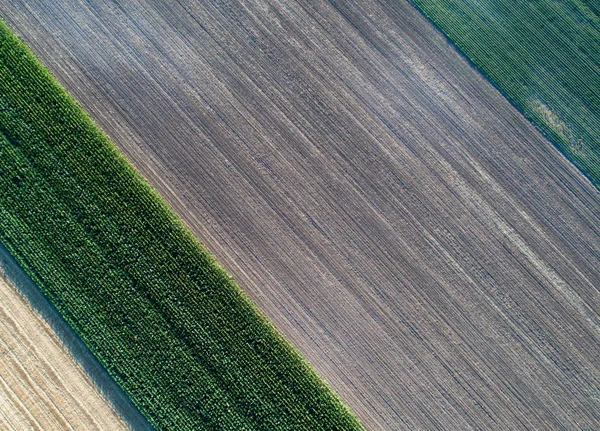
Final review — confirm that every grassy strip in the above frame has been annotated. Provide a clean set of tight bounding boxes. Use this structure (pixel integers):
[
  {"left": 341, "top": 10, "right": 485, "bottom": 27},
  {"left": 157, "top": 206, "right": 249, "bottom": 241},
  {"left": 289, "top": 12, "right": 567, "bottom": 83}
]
[
  {"left": 0, "top": 20, "right": 364, "bottom": 431},
  {"left": 410, "top": 0, "right": 600, "bottom": 189}
]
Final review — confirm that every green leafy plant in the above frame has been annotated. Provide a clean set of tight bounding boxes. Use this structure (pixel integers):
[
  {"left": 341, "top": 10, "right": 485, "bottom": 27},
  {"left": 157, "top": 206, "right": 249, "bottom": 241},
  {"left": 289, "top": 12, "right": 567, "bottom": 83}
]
[{"left": 0, "top": 20, "right": 364, "bottom": 431}]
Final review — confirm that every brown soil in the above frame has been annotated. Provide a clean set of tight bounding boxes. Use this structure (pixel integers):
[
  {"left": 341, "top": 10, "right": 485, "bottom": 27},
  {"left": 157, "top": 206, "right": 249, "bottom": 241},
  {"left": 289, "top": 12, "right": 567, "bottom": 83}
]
[{"left": 1, "top": 0, "right": 599, "bottom": 429}]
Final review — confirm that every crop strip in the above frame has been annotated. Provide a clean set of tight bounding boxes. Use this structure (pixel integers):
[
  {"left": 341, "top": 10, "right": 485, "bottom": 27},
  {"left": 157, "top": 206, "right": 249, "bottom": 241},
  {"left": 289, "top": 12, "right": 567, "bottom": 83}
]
[
  {"left": 410, "top": 0, "right": 600, "bottom": 189},
  {"left": 0, "top": 20, "right": 364, "bottom": 431}
]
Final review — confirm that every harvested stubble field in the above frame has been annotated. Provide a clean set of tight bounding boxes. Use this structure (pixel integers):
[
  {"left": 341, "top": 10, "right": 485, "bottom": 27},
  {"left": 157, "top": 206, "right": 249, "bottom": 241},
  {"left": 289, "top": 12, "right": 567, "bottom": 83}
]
[
  {"left": 1, "top": 0, "right": 600, "bottom": 430},
  {"left": 0, "top": 260, "right": 130, "bottom": 431}
]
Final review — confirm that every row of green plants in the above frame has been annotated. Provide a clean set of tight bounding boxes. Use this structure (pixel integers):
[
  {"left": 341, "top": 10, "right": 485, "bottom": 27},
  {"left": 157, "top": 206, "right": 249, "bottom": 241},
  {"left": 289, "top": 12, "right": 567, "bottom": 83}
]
[
  {"left": 0, "top": 20, "right": 364, "bottom": 431},
  {"left": 411, "top": 0, "right": 600, "bottom": 189}
]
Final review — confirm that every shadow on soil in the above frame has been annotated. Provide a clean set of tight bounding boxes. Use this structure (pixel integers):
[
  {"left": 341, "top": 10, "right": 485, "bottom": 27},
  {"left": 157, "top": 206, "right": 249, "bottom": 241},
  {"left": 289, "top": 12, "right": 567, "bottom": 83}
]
[{"left": 0, "top": 244, "right": 154, "bottom": 431}]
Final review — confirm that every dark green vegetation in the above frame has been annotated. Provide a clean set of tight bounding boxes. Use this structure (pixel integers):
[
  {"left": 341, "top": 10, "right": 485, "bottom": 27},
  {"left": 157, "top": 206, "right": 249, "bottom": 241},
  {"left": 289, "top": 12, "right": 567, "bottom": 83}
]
[
  {"left": 411, "top": 0, "right": 600, "bottom": 188},
  {"left": 3, "top": 0, "right": 600, "bottom": 428},
  {"left": 0, "top": 21, "right": 364, "bottom": 431}
]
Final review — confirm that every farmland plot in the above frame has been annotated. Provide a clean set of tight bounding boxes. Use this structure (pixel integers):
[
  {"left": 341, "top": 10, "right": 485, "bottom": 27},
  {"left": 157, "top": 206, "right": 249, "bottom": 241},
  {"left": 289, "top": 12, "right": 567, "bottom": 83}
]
[
  {"left": 1, "top": 0, "right": 600, "bottom": 430},
  {"left": 0, "top": 21, "right": 363, "bottom": 431},
  {"left": 0, "top": 245, "right": 153, "bottom": 431},
  {"left": 0, "top": 259, "right": 132, "bottom": 431},
  {"left": 411, "top": 0, "right": 600, "bottom": 188}
]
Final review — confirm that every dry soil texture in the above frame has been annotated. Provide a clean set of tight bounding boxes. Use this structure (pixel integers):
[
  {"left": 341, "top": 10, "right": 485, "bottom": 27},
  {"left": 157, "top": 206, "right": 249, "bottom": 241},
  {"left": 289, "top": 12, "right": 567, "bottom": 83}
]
[
  {"left": 1, "top": 0, "right": 599, "bottom": 429},
  {"left": 0, "top": 247, "right": 154, "bottom": 431},
  {"left": 0, "top": 261, "right": 131, "bottom": 430}
]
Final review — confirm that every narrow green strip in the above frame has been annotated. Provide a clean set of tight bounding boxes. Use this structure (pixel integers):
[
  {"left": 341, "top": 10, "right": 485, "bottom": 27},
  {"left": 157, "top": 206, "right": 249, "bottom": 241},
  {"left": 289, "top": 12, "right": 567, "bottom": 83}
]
[
  {"left": 0, "top": 20, "right": 364, "bottom": 431},
  {"left": 410, "top": 0, "right": 600, "bottom": 189}
]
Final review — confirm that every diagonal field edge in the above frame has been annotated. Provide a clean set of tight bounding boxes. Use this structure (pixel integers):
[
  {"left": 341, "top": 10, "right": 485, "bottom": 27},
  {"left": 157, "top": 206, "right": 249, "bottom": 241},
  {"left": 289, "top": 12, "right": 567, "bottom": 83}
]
[
  {"left": 408, "top": 0, "right": 600, "bottom": 190},
  {"left": 0, "top": 20, "right": 365, "bottom": 431},
  {"left": 0, "top": 243, "right": 154, "bottom": 431}
]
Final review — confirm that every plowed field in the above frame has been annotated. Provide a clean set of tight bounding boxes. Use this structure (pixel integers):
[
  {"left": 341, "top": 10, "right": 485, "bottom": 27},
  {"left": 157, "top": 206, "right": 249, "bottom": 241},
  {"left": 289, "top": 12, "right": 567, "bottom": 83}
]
[{"left": 2, "top": 0, "right": 599, "bottom": 429}]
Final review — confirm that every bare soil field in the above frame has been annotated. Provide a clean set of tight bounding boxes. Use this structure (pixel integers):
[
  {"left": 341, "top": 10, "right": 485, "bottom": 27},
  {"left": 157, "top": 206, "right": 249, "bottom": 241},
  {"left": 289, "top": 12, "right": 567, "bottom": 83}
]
[
  {"left": 1, "top": 0, "right": 599, "bottom": 429},
  {"left": 0, "top": 259, "right": 131, "bottom": 430}
]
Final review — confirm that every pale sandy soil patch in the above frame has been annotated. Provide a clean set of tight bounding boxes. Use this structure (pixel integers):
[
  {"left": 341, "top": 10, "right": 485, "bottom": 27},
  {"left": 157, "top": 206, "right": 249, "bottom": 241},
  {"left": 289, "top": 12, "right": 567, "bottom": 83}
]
[{"left": 0, "top": 261, "right": 133, "bottom": 431}]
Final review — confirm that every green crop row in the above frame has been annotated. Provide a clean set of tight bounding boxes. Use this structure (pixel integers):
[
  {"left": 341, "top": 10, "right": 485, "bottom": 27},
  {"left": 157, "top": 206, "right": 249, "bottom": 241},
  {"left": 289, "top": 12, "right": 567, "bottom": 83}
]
[
  {"left": 411, "top": 0, "right": 600, "bottom": 189},
  {"left": 0, "top": 20, "right": 364, "bottom": 431}
]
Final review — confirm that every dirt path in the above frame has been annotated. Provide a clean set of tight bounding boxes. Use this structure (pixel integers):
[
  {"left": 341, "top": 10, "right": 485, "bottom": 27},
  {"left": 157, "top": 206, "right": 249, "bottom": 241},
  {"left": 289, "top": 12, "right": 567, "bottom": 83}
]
[
  {"left": 1, "top": 0, "right": 599, "bottom": 429},
  {"left": 0, "top": 271, "right": 131, "bottom": 430}
]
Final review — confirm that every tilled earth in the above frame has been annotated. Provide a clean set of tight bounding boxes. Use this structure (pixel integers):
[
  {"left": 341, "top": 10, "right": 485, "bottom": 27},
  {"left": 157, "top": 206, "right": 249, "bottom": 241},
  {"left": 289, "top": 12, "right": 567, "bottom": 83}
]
[{"left": 1, "top": 0, "right": 599, "bottom": 429}]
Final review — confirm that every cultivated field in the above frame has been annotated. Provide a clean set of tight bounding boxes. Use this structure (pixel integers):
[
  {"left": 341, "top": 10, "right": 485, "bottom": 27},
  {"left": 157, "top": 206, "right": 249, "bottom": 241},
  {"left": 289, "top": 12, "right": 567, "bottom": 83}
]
[
  {"left": 412, "top": 0, "right": 600, "bottom": 188},
  {"left": 0, "top": 262, "right": 130, "bottom": 431},
  {"left": 0, "top": 245, "right": 154, "bottom": 431},
  {"left": 1, "top": 0, "right": 599, "bottom": 430},
  {"left": 0, "top": 21, "right": 363, "bottom": 430}
]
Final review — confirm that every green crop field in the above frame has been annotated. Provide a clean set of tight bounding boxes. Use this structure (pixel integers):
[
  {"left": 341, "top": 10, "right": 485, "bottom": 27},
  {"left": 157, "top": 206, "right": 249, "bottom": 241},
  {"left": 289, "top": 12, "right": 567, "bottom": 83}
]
[
  {"left": 0, "top": 20, "right": 364, "bottom": 431},
  {"left": 411, "top": 0, "right": 600, "bottom": 188}
]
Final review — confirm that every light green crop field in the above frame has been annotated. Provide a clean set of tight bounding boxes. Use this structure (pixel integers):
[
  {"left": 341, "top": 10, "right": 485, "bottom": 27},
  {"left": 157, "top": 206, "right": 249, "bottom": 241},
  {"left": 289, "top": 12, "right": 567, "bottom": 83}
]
[
  {"left": 0, "top": 20, "right": 364, "bottom": 431},
  {"left": 411, "top": 0, "right": 600, "bottom": 188}
]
